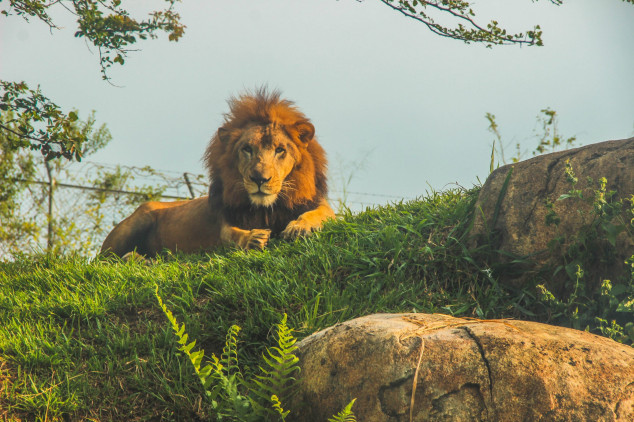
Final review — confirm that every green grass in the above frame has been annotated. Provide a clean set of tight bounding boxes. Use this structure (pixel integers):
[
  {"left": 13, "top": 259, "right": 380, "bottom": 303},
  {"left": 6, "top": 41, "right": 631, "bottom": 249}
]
[{"left": 0, "top": 186, "right": 632, "bottom": 421}]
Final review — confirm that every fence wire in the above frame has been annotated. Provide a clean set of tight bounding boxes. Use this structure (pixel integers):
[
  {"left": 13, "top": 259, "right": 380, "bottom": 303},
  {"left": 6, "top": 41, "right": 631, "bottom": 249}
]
[
  {"left": 0, "top": 160, "right": 208, "bottom": 260},
  {"left": 1, "top": 159, "right": 413, "bottom": 260}
]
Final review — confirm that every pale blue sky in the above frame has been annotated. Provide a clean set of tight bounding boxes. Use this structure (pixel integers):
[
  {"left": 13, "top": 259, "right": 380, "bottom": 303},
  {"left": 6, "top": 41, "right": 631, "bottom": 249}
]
[{"left": 2, "top": 0, "right": 633, "bottom": 209}]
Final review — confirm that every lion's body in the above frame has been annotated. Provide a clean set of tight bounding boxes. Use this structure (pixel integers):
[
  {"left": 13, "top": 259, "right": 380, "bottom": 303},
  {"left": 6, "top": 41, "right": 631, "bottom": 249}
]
[
  {"left": 100, "top": 197, "right": 222, "bottom": 256},
  {"left": 100, "top": 89, "right": 335, "bottom": 257}
]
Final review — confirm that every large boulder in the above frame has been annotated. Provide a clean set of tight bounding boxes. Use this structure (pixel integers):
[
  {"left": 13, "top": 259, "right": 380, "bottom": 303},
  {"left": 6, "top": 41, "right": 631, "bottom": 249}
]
[
  {"left": 470, "top": 138, "right": 634, "bottom": 291},
  {"left": 288, "top": 313, "right": 634, "bottom": 421}
]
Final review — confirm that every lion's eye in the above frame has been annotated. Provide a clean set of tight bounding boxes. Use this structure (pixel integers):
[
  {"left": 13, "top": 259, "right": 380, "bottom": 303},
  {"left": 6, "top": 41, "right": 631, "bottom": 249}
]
[
  {"left": 275, "top": 147, "right": 285, "bottom": 154},
  {"left": 242, "top": 145, "right": 252, "bottom": 154}
]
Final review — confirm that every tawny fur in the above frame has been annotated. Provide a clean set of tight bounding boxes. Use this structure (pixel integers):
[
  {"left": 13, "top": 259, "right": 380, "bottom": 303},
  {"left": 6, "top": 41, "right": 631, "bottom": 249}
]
[{"left": 100, "top": 89, "right": 335, "bottom": 257}]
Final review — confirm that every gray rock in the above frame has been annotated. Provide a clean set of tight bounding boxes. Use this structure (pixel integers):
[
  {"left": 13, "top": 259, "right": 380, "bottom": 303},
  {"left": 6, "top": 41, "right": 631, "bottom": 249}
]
[
  {"left": 288, "top": 313, "right": 634, "bottom": 421},
  {"left": 470, "top": 138, "right": 634, "bottom": 291}
]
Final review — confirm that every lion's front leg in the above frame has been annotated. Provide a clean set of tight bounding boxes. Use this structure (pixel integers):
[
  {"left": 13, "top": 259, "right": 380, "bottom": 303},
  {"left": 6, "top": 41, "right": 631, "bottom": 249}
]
[
  {"left": 220, "top": 223, "right": 271, "bottom": 250},
  {"left": 281, "top": 198, "right": 336, "bottom": 240}
]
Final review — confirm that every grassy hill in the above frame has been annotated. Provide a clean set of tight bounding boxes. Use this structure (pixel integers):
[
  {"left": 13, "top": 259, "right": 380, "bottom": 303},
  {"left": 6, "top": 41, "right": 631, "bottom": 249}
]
[{"left": 1, "top": 187, "right": 631, "bottom": 421}]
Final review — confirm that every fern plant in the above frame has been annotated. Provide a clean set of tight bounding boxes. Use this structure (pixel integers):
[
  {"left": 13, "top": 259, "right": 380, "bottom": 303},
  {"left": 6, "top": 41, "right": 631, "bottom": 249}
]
[
  {"left": 327, "top": 398, "right": 357, "bottom": 422},
  {"left": 155, "top": 285, "right": 251, "bottom": 419},
  {"left": 156, "top": 285, "right": 357, "bottom": 421}
]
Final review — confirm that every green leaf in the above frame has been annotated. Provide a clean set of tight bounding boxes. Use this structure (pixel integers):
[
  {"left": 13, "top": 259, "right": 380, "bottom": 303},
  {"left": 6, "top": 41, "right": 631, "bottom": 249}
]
[
  {"left": 328, "top": 398, "right": 357, "bottom": 422},
  {"left": 601, "top": 222, "right": 624, "bottom": 247}
]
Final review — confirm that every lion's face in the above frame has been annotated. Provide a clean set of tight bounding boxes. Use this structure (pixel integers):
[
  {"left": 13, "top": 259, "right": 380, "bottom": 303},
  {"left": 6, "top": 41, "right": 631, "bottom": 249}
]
[
  {"left": 206, "top": 91, "right": 325, "bottom": 210},
  {"left": 232, "top": 124, "right": 301, "bottom": 207}
]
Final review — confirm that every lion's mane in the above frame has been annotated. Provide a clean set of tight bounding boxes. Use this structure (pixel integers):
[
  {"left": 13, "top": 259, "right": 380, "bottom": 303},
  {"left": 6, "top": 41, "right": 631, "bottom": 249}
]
[{"left": 203, "top": 88, "right": 329, "bottom": 235}]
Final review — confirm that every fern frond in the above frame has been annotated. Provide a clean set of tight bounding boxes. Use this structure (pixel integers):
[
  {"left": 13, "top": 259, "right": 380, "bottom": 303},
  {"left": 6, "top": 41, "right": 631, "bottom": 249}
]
[
  {"left": 328, "top": 398, "right": 357, "bottom": 422},
  {"left": 221, "top": 325, "right": 242, "bottom": 378},
  {"left": 257, "top": 314, "right": 300, "bottom": 393},
  {"left": 156, "top": 285, "right": 210, "bottom": 384},
  {"left": 249, "top": 313, "right": 301, "bottom": 419},
  {"left": 271, "top": 394, "right": 290, "bottom": 420}
]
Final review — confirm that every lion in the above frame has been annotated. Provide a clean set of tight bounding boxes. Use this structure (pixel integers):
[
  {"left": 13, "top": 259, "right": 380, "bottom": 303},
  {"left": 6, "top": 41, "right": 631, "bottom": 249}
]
[{"left": 100, "top": 89, "right": 335, "bottom": 258}]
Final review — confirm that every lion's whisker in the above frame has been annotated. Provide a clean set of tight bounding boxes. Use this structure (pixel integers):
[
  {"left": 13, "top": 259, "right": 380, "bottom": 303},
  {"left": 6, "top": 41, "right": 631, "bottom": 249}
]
[{"left": 281, "top": 180, "right": 297, "bottom": 192}]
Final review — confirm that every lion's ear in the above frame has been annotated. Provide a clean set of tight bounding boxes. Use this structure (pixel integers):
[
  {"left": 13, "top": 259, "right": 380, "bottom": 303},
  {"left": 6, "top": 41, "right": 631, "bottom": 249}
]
[
  {"left": 295, "top": 121, "right": 315, "bottom": 144},
  {"left": 217, "top": 127, "right": 231, "bottom": 143}
]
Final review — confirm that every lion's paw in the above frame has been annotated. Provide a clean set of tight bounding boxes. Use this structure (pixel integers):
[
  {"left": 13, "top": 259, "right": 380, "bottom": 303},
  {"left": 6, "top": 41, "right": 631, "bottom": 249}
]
[
  {"left": 244, "top": 228, "right": 271, "bottom": 250},
  {"left": 281, "top": 219, "right": 316, "bottom": 240}
]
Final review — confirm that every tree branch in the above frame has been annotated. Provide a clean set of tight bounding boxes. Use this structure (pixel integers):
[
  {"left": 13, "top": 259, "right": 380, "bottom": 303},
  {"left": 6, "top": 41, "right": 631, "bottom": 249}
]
[{"left": 377, "top": 0, "right": 543, "bottom": 46}]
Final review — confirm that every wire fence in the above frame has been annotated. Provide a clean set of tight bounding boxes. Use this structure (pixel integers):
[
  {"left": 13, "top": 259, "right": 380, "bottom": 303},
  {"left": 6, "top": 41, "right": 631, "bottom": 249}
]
[
  {"left": 0, "top": 160, "right": 208, "bottom": 260},
  {"left": 0, "top": 159, "right": 413, "bottom": 260}
]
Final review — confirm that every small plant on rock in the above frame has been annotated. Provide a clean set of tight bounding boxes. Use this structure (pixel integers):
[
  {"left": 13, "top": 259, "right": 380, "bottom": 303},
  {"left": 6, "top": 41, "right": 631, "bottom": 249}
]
[{"left": 536, "top": 161, "right": 634, "bottom": 344}]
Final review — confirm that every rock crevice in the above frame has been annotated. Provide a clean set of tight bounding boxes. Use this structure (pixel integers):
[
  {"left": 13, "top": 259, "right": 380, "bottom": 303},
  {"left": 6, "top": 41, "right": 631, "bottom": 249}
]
[{"left": 462, "top": 326, "right": 494, "bottom": 402}]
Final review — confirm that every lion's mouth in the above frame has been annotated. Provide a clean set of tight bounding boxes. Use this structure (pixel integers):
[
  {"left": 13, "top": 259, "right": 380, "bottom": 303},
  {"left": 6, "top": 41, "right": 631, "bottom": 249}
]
[{"left": 249, "top": 191, "right": 277, "bottom": 206}]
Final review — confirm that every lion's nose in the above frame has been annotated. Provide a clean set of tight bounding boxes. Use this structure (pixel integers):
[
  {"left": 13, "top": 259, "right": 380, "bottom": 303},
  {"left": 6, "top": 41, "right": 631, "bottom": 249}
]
[{"left": 250, "top": 173, "right": 271, "bottom": 187}]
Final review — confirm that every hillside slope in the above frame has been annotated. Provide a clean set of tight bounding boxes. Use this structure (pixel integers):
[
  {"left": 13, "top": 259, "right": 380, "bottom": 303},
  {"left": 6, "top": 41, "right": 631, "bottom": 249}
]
[{"left": 0, "top": 187, "right": 631, "bottom": 421}]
